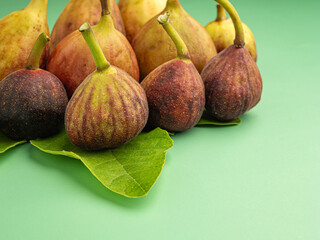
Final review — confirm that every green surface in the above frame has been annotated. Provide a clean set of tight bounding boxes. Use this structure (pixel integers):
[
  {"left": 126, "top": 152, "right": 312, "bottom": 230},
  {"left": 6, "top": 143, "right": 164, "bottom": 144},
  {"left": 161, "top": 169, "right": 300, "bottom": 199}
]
[{"left": 1, "top": 0, "right": 320, "bottom": 239}]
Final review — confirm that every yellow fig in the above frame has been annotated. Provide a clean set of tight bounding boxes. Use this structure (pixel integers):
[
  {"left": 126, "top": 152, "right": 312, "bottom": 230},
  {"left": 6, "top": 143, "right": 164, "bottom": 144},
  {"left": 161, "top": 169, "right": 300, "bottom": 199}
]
[
  {"left": 205, "top": 4, "right": 257, "bottom": 61},
  {"left": 132, "top": 0, "right": 217, "bottom": 80},
  {"left": 0, "top": 0, "right": 49, "bottom": 81},
  {"left": 118, "top": 0, "right": 167, "bottom": 43}
]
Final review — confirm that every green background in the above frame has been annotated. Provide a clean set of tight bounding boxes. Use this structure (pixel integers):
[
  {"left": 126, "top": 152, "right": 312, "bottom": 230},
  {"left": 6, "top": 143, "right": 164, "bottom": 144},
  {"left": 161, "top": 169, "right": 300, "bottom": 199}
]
[{"left": 1, "top": 0, "right": 319, "bottom": 239}]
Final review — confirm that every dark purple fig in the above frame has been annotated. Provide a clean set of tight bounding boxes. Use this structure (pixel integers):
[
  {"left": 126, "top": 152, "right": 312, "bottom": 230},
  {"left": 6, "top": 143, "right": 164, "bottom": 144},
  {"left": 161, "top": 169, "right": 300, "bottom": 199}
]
[
  {"left": 201, "top": 0, "right": 262, "bottom": 121},
  {"left": 0, "top": 33, "right": 68, "bottom": 140},
  {"left": 65, "top": 23, "right": 148, "bottom": 150},
  {"left": 141, "top": 12, "right": 205, "bottom": 132}
]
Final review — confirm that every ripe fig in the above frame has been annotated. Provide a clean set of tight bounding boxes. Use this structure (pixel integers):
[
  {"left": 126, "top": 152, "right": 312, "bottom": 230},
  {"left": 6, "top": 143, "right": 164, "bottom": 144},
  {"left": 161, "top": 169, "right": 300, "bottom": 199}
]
[
  {"left": 201, "top": 0, "right": 262, "bottom": 122},
  {"left": 0, "top": 0, "right": 49, "bottom": 81},
  {"left": 141, "top": 13, "right": 205, "bottom": 132},
  {"left": 47, "top": 0, "right": 139, "bottom": 98},
  {"left": 50, "top": 0, "right": 125, "bottom": 52},
  {"left": 65, "top": 23, "right": 148, "bottom": 150},
  {"left": 205, "top": 4, "right": 257, "bottom": 61},
  {"left": 0, "top": 33, "right": 68, "bottom": 141},
  {"left": 118, "top": 0, "right": 167, "bottom": 43},
  {"left": 132, "top": 0, "right": 217, "bottom": 80}
]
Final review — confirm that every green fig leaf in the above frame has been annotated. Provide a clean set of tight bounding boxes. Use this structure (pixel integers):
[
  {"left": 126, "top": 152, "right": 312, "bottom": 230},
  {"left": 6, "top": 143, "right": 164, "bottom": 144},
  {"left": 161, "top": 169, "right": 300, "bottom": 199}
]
[
  {"left": 197, "top": 118, "right": 241, "bottom": 126},
  {"left": 0, "top": 132, "right": 26, "bottom": 154},
  {"left": 30, "top": 128, "right": 173, "bottom": 198},
  {"left": 196, "top": 110, "right": 241, "bottom": 126}
]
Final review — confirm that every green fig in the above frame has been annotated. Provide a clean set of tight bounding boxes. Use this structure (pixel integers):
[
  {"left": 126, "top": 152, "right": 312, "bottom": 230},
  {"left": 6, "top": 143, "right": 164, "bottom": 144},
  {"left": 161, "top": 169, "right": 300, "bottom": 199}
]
[
  {"left": 141, "top": 12, "right": 205, "bottom": 132},
  {"left": 47, "top": 0, "right": 139, "bottom": 98},
  {"left": 0, "top": 33, "right": 68, "bottom": 141},
  {"left": 50, "top": 0, "right": 125, "bottom": 52},
  {"left": 205, "top": 4, "right": 257, "bottom": 61},
  {"left": 65, "top": 23, "right": 148, "bottom": 150},
  {"left": 0, "top": 0, "right": 49, "bottom": 81},
  {"left": 118, "top": 0, "right": 167, "bottom": 43},
  {"left": 132, "top": 0, "right": 217, "bottom": 80},
  {"left": 201, "top": 0, "right": 262, "bottom": 121}
]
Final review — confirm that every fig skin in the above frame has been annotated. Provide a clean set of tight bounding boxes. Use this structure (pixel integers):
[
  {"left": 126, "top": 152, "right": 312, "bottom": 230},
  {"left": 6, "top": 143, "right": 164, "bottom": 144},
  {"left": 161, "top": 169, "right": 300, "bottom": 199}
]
[
  {"left": 0, "top": 69, "right": 68, "bottom": 140},
  {"left": 201, "top": 45, "right": 262, "bottom": 121},
  {"left": 0, "top": 0, "right": 49, "bottom": 81},
  {"left": 47, "top": 15, "right": 139, "bottom": 98},
  {"left": 141, "top": 59, "right": 205, "bottom": 132},
  {"left": 118, "top": 0, "right": 167, "bottom": 43},
  {"left": 132, "top": 0, "right": 217, "bottom": 80},
  {"left": 50, "top": 0, "right": 125, "bottom": 52},
  {"left": 206, "top": 15, "right": 257, "bottom": 61},
  {"left": 65, "top": 67, "right": 148, "bottom": 150}
]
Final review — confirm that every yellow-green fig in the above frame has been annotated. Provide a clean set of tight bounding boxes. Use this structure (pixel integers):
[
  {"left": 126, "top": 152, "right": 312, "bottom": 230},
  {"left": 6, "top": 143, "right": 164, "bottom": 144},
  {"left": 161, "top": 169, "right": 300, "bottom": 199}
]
[
  {"left": 47, "top": 0, "right": 139, "bottom": 97},
  {"left": 205, "top": 4, "right": 257, "bottom": 61},
  {"left": 0, "top": 0, "right": 49, "bottom": 81},
  {"left": 50, "top": 0, "right": 125, "bottom": 52},
  {"left": 132, "top": 0, "right": 217, "bottom": 80},
  {"left": 65, "top": 23, "right": 148, "bottom": 150},
  {"left": 118, "top": 0, "right": 167, "bottom": 43}
]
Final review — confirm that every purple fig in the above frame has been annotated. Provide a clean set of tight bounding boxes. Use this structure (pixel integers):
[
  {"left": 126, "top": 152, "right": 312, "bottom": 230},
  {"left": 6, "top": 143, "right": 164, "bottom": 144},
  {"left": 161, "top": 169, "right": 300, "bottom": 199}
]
[{"left": 201, "top": 0, "right": 262, "bottom": 121}]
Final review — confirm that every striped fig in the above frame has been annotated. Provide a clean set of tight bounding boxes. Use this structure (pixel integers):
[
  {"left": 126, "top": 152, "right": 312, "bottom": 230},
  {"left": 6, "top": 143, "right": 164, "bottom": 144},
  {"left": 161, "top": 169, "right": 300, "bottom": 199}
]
[
  {"left": 0, "top": 33, "right": 68, "bottom": 140},
  {"left": 201, "top": 0, "right": 262, "bottom": 121},
  {"left": 65, "top": 23, "right": 148, "bottom": 150},
  {"left": 48, "top": 0, "right": 139, "bottom": 98},
  {"left": 50, "top": 0, "right": 125, "bottom": 52},
  {"left": 141, "top": 13, "right": 205, "bottom": 132}
]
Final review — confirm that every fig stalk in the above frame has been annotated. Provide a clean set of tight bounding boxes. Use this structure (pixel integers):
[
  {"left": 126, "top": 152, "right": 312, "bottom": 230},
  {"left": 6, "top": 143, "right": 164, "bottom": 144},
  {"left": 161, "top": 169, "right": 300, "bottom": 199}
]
[
  {"left": 26, "top": 33, "right": 49, "bottom": 70},
  {"left": 216, "top": 5, "right": 227, "bottom": 21},
  {"left": 79, "top": 23, "right": 110, "bottom": 71},
  {"left": 215, "top": 0, "right": 244, "bottom": 47},
  {"left": 157, "top": 12, "right": 190, "bottom": 60}
]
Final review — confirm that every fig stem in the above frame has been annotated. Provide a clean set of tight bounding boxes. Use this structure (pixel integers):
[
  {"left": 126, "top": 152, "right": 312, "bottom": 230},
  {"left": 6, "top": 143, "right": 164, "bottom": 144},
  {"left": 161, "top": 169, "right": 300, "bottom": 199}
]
[
  {"left": 166, "top": 0, "right": 182, "bottom": 8},
  {"left": 100, "top": 0, "right": 111, "bottom": 16},
  {"left": 79, "top": 22, "right": 110, "bottom": 71},
  {"left": 26, "top": 0, "right": 47, "bottom": 9},
  {"left": 98, "top": 0, "right": 115, "bottom": 30},
  {"left": 157, "top": 12, "right": 190, "bottom": 60},
  {"left": 216, "top": 5, "right": 227, "bottom": 21},
  {"left": 214, "top": 0, "right": 245, "bottom": 47},
  {"left": 25, "top": 33, "right": 49, "bottom": 70}
]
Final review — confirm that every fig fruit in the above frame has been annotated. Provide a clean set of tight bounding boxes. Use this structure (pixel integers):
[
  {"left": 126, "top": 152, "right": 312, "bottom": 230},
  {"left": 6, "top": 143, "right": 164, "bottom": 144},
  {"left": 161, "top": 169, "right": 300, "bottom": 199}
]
[
  {"left": 0, "top": 33, "right": 68, "bottom": 141},
  {"left": 141, "top": 12, "right": 205, "bottom": 132},
  {"left": 47, "top": 0, "right": 139, "bottom": 98},
  {"left": 132, "top": 0, "right": 217, "bottom": 80},
  {"left": 118, "top": 0, "right": 167, "bottom": 43},
  {"left": 0, "top": 0, "right": 49, "bottom": 81},
  {"left": 50, "top": 0, "right": 125, "bottom": 52},
  {"left": 65, "top": 23, "right": 148, "bottom": 150},
  {"left": 205, "top": 4, "right": 257, "bottom": 61},
  {"left": 201, "top": 0, "right": 262, "bottom": 121}
]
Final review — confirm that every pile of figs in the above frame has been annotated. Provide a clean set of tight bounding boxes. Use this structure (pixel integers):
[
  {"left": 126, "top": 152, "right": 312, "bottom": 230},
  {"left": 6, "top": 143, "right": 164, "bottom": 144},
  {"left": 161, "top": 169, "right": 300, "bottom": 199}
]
[{"left": 0, "top": 0, "right": 262, "bottom": 151}]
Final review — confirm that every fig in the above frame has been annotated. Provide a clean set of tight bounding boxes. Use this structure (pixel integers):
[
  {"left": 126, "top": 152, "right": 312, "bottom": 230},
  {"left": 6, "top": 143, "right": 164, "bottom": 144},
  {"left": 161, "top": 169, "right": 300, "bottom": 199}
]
[
  {"left": 50, "top": 0, "right": 125, "bottom": 52},
  {"left": 0, "top": 33, "right": 68, "bottom": 141},
  {"left": 47, "top": 0, "right": 139, "bottom": 98},
  {"left": 118, "top": 0, "right": 167, "bottom": 43},
  {"left": 141, "top": 12, "right": 205, "bottom": 132},
  {"left": 205, "top": 4, "right": 257, "bottom": 61},
  {"left": 65, "top": 23, "right": 148, "bottom": 150},
  {"left": 201, "top": 0, "right": 262, "bottom": 122},
  {"left": 132, "top": 0, "right": 217, "bottom": 80},
  {"left": 0, "top": 0, "right": 49, "bottom": 81}
]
